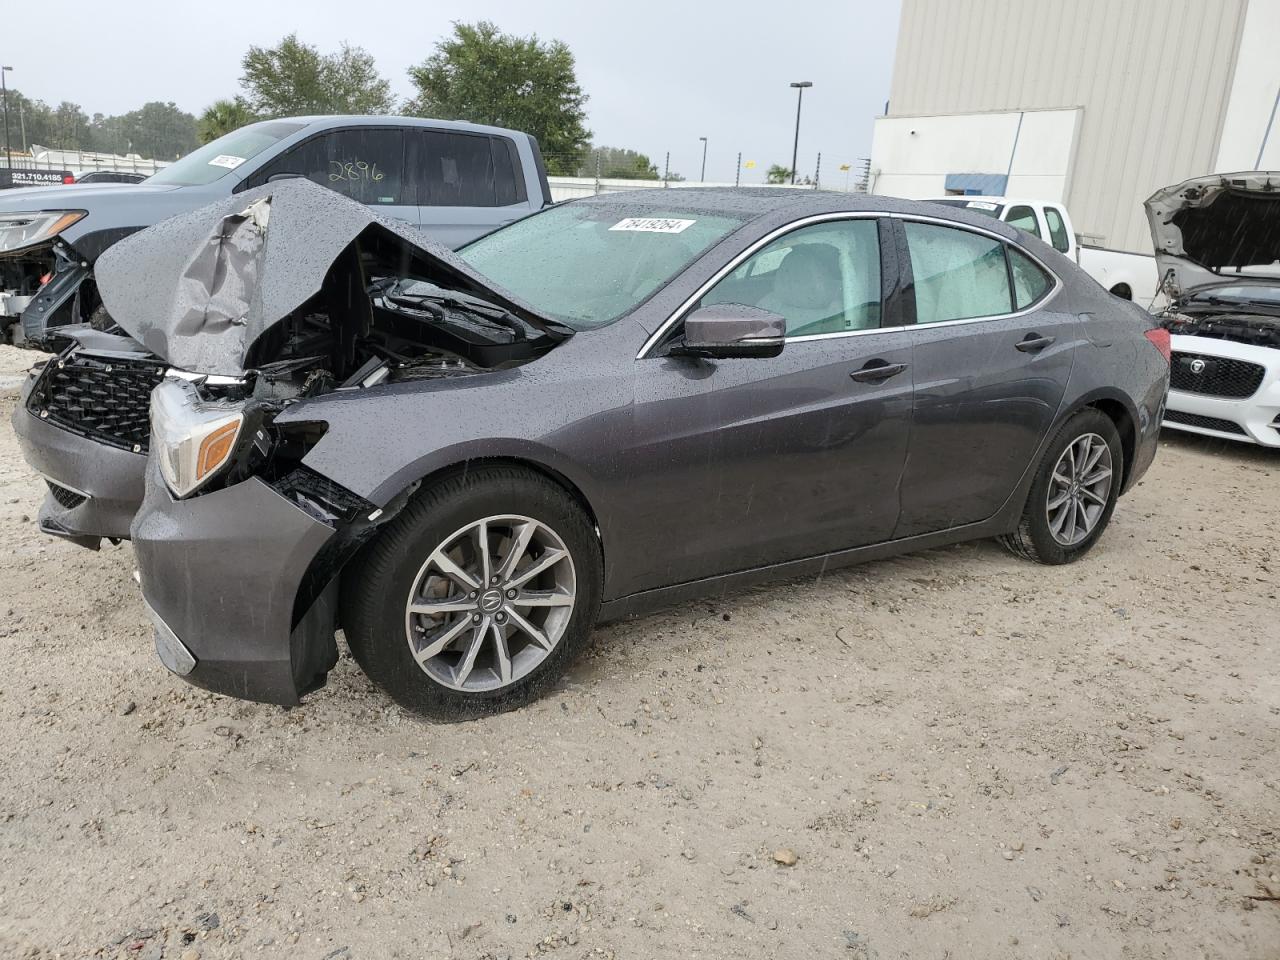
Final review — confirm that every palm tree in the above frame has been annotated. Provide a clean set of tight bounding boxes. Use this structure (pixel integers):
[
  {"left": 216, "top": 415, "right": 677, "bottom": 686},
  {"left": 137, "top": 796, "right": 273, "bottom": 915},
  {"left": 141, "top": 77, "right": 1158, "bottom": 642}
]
[{"left": 197, "top": 99, "right": 257, "bottom": 144}]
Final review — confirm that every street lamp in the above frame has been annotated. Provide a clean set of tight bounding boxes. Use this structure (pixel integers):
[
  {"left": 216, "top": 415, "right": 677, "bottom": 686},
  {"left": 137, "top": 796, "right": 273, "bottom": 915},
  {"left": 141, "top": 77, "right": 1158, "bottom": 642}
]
[
  {"left": 1, "top": 66, "right": 13, "bottom": 171},
  {"left": 789, "top": 81, "right": 813, "bottom": 186},
  {"left": 699, "top": 136, "right": 708, "bottom": 182}
]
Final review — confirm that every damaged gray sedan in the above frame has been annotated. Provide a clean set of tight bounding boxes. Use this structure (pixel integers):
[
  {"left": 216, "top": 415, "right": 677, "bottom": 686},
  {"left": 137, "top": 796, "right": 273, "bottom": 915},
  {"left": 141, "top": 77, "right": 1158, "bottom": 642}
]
[{"left": 14, "top": 178, "right": 1168, "bottom": 719}]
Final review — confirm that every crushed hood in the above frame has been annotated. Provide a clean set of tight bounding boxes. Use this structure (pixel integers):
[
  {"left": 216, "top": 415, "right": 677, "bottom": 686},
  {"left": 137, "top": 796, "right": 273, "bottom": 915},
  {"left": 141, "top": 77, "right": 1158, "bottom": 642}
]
[
  {"left": 94, "top": 178, "right": 557, "bottom": 376},
  {"left": 1145, "top": 172, "right": 1280, "bottom": 297}
]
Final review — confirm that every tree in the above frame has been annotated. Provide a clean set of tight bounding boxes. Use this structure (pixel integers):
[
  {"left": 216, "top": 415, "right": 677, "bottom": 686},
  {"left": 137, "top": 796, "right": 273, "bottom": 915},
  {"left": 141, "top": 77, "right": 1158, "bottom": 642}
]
[
  {"left": 406, "top": 21, "right": 591, "bottom": 174},
  {"left": 240, "top": 34, "right": 394, "bottom": 117},
  {"left": 198, "top": 99, "right": 258, "bottom": 144},
  {"left": 116, "top": 102, "right": 198, "bottom": 159},
  {"left": 765, "top": 164, "right": 794, "bottom": 185},
  {"left": 579, "top": 145, "right": 658, "bottom": 179}
]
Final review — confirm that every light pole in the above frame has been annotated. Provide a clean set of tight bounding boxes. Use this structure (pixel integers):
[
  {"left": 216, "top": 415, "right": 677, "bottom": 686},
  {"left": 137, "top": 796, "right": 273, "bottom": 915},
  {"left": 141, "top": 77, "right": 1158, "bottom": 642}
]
[
  {"left": 1, "top": 66, "right": 13, "bottom": 170},
  {"left": 789, "top": 81, "right": 812, "bottom": 185},
  {"left": 699, "top": 136, "right": 708, "bottom": 182}
]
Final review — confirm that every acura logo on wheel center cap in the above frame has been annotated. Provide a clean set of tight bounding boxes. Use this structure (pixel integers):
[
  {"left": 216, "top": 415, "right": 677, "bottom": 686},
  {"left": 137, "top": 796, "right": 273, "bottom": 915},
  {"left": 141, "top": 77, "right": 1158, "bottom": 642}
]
[{"left": 479, "top": 589, "right": 504, "bottom": 612}]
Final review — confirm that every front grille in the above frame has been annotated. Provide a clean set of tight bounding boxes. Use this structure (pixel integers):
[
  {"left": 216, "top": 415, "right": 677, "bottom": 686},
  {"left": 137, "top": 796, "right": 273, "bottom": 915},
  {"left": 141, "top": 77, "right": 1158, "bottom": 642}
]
[
  {"left": 1164, "top": 410, "right": 1247, "bottom": 435},
  {"left": 46, "top": 479, "right": 87, "bottom": 510},
  {"left": 27, "top": 352, "right": 165, "bottom": 452},
  {"left": 1170, "top": 352, "right": 1265, "bottom": 399}
]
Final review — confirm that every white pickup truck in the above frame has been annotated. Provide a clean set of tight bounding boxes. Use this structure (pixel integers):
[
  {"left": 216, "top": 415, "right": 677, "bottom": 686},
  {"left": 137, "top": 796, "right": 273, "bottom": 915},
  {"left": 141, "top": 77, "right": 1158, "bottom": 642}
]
[{"left": 927, "top": 197, "right": 1159, "bottom": 306}]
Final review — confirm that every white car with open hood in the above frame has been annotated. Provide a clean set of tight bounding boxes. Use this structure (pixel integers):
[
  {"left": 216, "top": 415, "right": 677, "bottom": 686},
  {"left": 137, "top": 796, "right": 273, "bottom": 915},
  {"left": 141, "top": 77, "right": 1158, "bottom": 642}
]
[{"left": 1147, "top": 172, "right": 1280, "bottom": 447}]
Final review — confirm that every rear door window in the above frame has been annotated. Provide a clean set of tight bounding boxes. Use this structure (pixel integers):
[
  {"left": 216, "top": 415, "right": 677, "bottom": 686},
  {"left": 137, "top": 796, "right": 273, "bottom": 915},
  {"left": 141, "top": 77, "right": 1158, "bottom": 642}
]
[
  {"left": 1005, "top": 205, "right": 1042, "bottom": 239},
  {"left": 904, "top": 221, "right": 1013, "bottom": 322},
  {"left": 250, "top": 127, "right": 406, "bottom": 205},
  {"left": 416, "top": 131, "right": 527, "bottom": 207},
  {"left": 1043, "top": 206, "right": 1071, "bottom": 253}
]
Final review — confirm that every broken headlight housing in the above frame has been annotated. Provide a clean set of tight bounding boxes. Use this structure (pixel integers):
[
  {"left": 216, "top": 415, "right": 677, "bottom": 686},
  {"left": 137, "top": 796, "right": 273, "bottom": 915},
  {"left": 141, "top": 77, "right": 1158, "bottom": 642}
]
[
  {"left": 150, "top": 378, "right": 245, "bottom": 498},
  {"left": 0, "top": 211, "right": 87, "bottom": 254}
]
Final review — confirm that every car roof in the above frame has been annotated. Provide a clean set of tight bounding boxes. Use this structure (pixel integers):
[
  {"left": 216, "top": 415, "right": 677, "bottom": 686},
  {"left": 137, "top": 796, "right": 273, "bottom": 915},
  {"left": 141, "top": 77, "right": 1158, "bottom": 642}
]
[
  {"left": 274, "top": 114, "right": 531, "bottom": 140},
  {"left": 567, "top": 187, "right": 1024, "bottom": 237}
]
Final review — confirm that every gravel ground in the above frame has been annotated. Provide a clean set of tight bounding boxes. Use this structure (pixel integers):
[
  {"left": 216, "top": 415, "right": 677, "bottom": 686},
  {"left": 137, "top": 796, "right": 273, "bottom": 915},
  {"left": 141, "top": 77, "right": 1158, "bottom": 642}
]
[{"left": 0, "top": 344, "right": 1277, "bottom": 959}]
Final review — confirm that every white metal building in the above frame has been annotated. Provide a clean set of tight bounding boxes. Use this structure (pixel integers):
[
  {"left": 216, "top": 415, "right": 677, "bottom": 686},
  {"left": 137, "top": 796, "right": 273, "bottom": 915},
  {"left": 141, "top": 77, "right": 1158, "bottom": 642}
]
[{"left": 869, "top": 0, "right": 1280, "bottom": 253}]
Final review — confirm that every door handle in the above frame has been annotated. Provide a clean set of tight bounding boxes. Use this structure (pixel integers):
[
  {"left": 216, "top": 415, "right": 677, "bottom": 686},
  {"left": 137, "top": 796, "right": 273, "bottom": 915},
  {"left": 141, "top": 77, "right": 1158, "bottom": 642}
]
[
  {"left": 1015, "top": 333, "right": 1056, "bottom": 353},
  {"left": 850, "top": 360, "right": 909, "bottom": 383}
]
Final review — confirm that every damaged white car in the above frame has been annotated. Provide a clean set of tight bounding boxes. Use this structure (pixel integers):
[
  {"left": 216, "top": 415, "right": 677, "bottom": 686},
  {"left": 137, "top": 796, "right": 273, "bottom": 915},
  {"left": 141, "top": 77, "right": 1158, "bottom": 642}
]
[{"left": 1148, "top": 172, "right": 1280, "bottom": 446}]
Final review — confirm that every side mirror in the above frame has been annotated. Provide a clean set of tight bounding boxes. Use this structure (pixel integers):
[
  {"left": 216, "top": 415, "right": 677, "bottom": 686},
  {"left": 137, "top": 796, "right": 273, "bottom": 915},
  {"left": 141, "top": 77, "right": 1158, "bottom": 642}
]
[
  {"left": 677, "top": 304, "right": 785, "bottom": 359},
  {"left": 267, "top": 172, "right": 304, "bottom": 183}
]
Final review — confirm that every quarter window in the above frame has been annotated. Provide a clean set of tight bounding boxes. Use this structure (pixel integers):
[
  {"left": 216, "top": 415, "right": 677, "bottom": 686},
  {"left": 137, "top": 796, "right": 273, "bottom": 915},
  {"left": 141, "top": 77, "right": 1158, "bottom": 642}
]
[
  {"left": 251, "top": 128, "right": 406, "bottom": 205},
  {"left": 698, "top": 219, "right": 882, "bottom": 337},
  {"left": 1009, "top": 247, "right": 1053, "bottom": 308},
  {"left": 904, "top": 222, "right": 1013, "bottom": 323},
  {"left": 1044, "top": 206, "right": 1071, "bottom": 253},
  {"left": 1005, "top": 205, "right": 1042, "bottom": 239}
]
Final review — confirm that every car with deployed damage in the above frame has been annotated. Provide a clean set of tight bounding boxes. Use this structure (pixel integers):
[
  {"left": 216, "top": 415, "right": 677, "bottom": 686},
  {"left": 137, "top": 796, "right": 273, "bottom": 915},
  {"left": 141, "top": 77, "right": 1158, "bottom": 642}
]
[
  {"left": 1146, "top": 171, "right": 1280, "bottom": 446},
  {"left": 13, "top": 179, "right": 1169, "bottom": 719},
  {"left": 0, "top": 114, "right": 553, "bottom": 346}
]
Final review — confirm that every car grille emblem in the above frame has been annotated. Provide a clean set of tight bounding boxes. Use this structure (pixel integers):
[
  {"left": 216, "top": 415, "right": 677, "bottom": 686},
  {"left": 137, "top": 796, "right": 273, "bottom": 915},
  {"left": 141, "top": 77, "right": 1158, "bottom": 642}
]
[{"left": 1189, "top": 358, "right": 1206, "bottom": 374}]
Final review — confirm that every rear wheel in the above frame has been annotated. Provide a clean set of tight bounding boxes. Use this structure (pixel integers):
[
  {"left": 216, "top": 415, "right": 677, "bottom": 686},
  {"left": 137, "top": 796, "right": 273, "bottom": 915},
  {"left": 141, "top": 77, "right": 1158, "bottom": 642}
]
[
  {"left": 343, "top": 466, "right": 601, "bottom": 721},
  {"left": 999, "top": 409, "right": 1123, "bottom": 564}
]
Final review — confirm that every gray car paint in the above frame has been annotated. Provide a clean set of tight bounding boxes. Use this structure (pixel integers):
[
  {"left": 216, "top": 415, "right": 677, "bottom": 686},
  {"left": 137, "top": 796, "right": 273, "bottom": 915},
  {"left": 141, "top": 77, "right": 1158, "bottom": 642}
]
[
  {"left": 0, "top": 115, "right": 550, "bottom": 338},
  {"left": 37, "top": 186, "right": 1166, "bottom": 705}
]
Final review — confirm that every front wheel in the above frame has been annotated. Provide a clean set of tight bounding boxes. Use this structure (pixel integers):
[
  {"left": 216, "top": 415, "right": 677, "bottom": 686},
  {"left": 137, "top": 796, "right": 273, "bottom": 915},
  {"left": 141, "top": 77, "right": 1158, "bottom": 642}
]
[
  {"left": 999, "top": 409, "right": 1123, "bottom": 564},
  {"left": 343, "top": 466, "right": 601, "bottom": 721}
]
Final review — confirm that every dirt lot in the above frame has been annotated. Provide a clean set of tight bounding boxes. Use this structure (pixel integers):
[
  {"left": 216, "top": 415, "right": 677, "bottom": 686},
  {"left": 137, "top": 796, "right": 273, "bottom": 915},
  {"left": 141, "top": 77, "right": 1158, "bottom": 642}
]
[{"left": 0, "top": 344, "right": 1277, "bottom": 960}]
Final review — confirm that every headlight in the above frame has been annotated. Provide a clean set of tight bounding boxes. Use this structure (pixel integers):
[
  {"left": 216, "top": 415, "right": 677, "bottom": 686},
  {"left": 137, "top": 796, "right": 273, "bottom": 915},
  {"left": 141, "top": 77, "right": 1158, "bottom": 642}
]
[
  {"left": 150, "top": 378, "right": 245, "bottom": 498},
  {"left": 0, "top": 210, "right": 87, "bottom": 254}
]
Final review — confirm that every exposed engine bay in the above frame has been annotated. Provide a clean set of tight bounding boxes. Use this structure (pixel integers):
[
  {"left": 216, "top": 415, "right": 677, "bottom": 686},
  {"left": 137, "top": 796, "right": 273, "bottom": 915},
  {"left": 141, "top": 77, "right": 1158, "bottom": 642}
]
[{"left": 1160, "top": 309, "right": 1280, "bottom": 350}]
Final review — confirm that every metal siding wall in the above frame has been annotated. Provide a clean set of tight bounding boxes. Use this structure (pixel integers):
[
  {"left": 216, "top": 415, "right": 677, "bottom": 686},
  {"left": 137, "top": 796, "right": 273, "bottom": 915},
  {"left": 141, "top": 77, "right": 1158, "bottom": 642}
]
[{"left": 887, "top": 0, "right": 1247, "bottom": 252}]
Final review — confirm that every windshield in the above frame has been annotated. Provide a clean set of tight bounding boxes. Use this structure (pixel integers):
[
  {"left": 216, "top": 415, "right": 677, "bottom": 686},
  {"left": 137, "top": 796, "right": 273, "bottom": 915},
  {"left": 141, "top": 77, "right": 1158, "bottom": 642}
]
[
  {"left": 929, "top": 198, "right": 1004, "bottom": 218},
  {"left": 458, "top": 202, "right": 745, "bottom": 329},
  {"left": 1189, "top": 284, "right": 1280, "bottom": 305},
  {"left": 147, "top": 121, "right": 307, "bottom": 187}
]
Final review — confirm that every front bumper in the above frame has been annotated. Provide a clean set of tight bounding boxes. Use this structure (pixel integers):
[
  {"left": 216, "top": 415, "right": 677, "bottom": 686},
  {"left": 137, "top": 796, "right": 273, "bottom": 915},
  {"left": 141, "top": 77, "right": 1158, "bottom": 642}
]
[
  {"left": 11, "top": 372, "right": 146, "bottom": 546},
  {"left": 1163, "top": 335, "right": 1280, "bottom": 447},
  {"left": 130, "top": 458, "right": 340, "bottom": 706}
]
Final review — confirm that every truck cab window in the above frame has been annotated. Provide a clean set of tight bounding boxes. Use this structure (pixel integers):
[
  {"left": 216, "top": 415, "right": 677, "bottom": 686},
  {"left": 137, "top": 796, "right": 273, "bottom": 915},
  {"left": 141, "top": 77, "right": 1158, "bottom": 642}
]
[
  {"left": 252, "top": 128, "right": 406, "bottom": 205},
  {"left": 1043, "top": 207, "right": 1071, "bottom": 253},
  {"left": 1005, "top": 205, "right": 1042, "bottom": 239}
]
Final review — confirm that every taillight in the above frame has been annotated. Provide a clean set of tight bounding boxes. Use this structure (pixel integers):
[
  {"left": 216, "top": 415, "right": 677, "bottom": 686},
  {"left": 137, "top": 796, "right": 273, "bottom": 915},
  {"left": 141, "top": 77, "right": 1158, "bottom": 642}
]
[
  {"left": 62, "top": 174, "right": 75, "bottom": 185},
  {"left": 1144, "top": 327, "right": 1171, "bottom": 362}
]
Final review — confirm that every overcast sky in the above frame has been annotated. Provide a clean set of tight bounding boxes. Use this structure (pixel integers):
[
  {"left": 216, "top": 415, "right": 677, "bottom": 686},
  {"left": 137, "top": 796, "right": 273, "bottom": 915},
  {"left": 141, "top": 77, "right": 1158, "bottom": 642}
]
[{"left": 4, "top": 0, "right": 901, "bottom": 184}]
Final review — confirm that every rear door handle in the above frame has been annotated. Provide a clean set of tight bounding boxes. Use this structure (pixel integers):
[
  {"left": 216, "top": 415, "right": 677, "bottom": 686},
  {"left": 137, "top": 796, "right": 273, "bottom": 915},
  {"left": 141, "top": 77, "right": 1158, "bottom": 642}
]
[
  {"left": 1015, "top": 333, "right": 1056, "bottom": 353},
  {"left": 850, "top": 360, "right": 909, "bottom": 383}
]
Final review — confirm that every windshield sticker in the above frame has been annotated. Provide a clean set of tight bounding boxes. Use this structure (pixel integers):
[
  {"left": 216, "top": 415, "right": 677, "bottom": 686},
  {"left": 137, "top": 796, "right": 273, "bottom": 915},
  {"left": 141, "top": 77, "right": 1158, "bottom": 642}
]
[
  {"left": 208, "top": 155, "right": 247, "bottom": 170},
  {"left": 965, "top": 200, "right": 999, "bottom": 211},
  {"left": 610, "top": 217, "right": 697, "bottom": 234}
]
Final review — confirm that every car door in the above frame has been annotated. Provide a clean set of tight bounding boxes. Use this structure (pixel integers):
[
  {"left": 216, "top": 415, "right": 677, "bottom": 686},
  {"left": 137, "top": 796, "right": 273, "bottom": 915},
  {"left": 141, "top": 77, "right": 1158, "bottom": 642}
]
[
  {"left": 620, "top": 216, "right": 915, "bottom": 597},
  {"left": 412, "top": 130, "right": 531, "bottom": 248},
  {"left": 244, "top": 125, "right": 418, "bottom": 226},
  {"left": 893, "top": 217, "right": 1080, "bottom": 538}
]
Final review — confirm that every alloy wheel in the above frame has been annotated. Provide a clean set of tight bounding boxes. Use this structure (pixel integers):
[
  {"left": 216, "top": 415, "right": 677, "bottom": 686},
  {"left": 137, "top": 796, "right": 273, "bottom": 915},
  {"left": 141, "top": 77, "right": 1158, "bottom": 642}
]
[
  {"left": 404, "top": 515, "right": 577, "bottom": 692},
  {"left": 1046, "top": 433, "right": 1114, "bottom": 547}
]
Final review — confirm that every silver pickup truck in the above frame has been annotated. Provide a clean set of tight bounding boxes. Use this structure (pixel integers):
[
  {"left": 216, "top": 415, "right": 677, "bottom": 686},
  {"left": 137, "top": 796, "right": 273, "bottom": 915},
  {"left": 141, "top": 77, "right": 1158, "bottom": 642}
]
[{"left": 0, "top": 114, "right": 553, "bottom": 346}]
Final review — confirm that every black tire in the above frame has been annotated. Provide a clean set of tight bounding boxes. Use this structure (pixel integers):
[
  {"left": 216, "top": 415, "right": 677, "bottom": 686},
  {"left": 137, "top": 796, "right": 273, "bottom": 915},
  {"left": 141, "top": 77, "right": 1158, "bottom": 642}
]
[
  {"left": 999, "top": 408, "right": 1124, "bottom": 565},
  {"left": 342, "top": 465, "right": 601, "bottom": 721}
]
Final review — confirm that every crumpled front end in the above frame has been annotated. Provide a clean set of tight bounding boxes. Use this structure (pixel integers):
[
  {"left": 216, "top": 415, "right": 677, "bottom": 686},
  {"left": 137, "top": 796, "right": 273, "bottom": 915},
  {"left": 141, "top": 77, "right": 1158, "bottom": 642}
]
[{"left": 131, "top": 457, "right": 343, "bottom": 705}]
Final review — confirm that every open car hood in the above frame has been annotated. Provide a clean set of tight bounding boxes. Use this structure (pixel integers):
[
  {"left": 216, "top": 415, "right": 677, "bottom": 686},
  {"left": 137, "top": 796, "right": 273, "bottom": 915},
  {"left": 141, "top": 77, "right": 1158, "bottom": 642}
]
[
  {"left": 1145, "top": 172, "right": 1280, "bottom": 298},
  {"left": 94, "top": 178, "right": 558, "bottom": 376}
]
